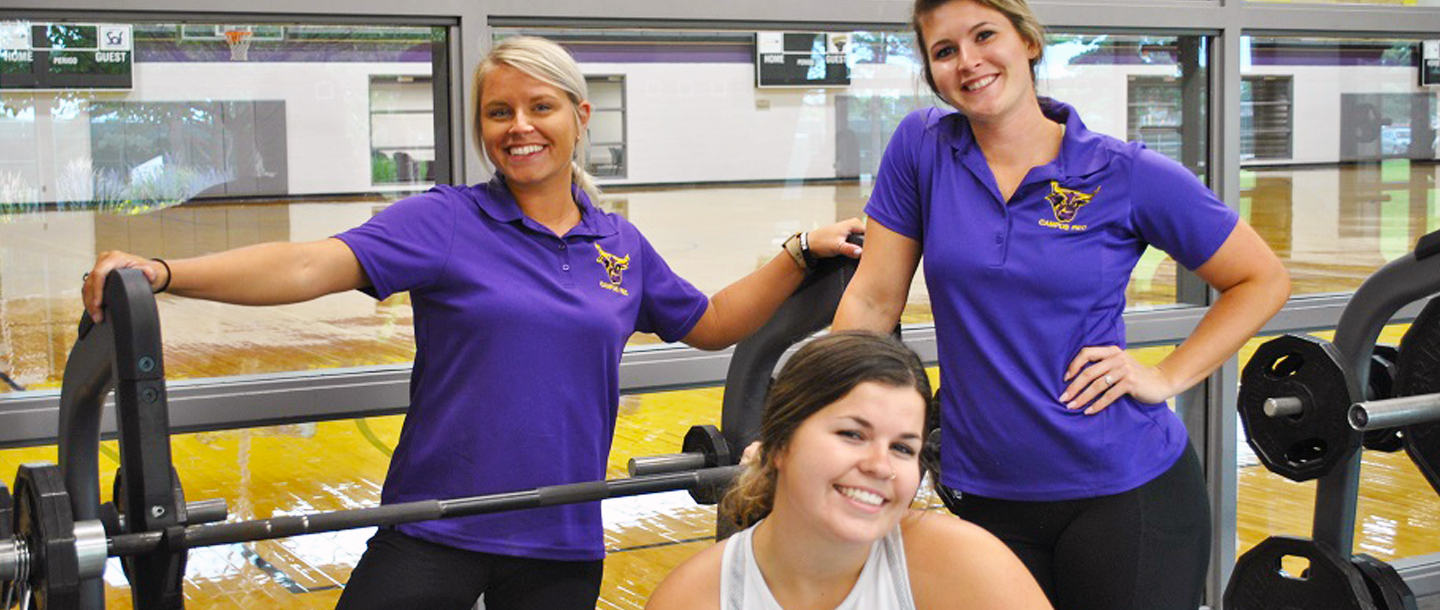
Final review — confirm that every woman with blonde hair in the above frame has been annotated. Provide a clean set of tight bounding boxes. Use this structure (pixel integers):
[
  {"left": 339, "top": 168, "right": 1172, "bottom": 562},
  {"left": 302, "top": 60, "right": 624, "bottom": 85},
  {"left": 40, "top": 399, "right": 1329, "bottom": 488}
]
[
  {"left": 647, "top": 331, "right": 1050, "bottom": 610},
  {"left": 83, "top": 36, "right": 864, "bottom": 610}
]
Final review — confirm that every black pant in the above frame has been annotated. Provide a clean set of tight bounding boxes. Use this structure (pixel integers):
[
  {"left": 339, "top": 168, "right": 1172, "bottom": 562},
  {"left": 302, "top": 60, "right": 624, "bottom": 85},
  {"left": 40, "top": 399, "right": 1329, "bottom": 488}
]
[
  {"left": 950, "top": 445, "right": 1210, "bottom": 610},
  {"left": 334, "top": 528, "right": 604, "bottom": 610}
]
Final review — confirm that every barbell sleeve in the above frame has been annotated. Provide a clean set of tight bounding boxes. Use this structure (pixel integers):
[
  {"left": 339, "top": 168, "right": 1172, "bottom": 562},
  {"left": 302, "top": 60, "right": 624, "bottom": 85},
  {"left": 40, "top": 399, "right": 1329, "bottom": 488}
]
[
  {"left": 627, "top": 453, "right": 707, "bottom": 477},
  {"left": 108, "top": 465, "right": 741, "bottom": 557},
  {"left": 1349, "top": 393, "right": 1440, "bottom": 432},
  {"left": 1264, "top": 396, "right": 1305, "bottom": 418},
  {"left": 0, "top": 538, "right": 18, "bottom": 581},
  {"left": 114, "top": 498, "right": 229, "bottom": 532}
]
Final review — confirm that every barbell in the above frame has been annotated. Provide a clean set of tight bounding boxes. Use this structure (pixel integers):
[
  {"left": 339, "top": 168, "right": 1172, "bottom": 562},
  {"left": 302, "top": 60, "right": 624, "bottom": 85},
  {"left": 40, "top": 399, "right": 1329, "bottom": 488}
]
[
  {"left": 1239, "top": 298, "right": 1440, "bottom": 496},
  {"left": 0, "top": 427, "right": 740, "bottom": 609}
]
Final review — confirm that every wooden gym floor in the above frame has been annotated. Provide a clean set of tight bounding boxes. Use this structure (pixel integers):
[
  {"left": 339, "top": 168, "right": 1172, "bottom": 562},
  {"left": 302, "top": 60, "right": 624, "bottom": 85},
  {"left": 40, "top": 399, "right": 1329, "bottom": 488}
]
[{"left": 0, "top": 161, "right": 1438, "bottom": 608}]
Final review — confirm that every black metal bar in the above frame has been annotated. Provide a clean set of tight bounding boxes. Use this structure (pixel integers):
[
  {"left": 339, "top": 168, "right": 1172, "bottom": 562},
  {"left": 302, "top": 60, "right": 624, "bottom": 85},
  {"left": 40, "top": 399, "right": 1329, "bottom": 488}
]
[
  {"left": 1319, "top": 230, "right": 1440, "bottom": 554},
  {"left": 107, "top": 466, "right": 741, "bottom": 557},
  {"left": 628, "top": 453, "right": 707, "bottom": 477}
]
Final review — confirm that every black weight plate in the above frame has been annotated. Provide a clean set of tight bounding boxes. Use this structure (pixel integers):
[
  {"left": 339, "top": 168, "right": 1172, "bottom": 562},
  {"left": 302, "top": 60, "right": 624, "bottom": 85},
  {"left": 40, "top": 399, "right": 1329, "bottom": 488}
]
[
  {"left": 1238, "top": 334, "right": 1359, "bottom": 482},
  {"left": 1352, "top": 554, "right": 1417, "bottom": 610},
  {"left": 0, "top": 481, "right": 11, "bottom": 608},
  {"left": 14, "top": 463, "right": 79, "bottom": 610},
  {"left": 1373, "top": 345, "right": 1401, "bottom": 381},
  {"left": 682, "top": 425, "right": 732, "bottom": 469},
  {"left": 1223, "top": 536, "right": 1376, "bottom": 610},
  {"left": 1364, "top": 351, "right": 1405, "bottom": 452},
  {"left": 0, "top": 481, "right": 11, "bottom": 539},
  {"left": 1396, "top": 298, "right": 1440, "bottom": 496}
]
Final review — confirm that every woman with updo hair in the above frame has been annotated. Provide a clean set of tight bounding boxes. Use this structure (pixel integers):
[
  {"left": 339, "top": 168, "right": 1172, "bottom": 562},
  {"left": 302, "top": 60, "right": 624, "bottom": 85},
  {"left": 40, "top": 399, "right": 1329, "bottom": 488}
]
[
  {"left": 647, "top": 331, "right": 1050, "bottom": 610},
  {"left": 83, "top": 36, "right": 865, "bottom": 610}
]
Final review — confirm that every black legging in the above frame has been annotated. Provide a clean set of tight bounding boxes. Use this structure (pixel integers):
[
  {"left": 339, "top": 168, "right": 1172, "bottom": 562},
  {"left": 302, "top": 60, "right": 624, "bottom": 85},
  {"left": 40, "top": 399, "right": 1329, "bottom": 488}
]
[
  {"left": 950, "top": 444, "right": 1210, "bottom": 610},
  {"left": 335, "top": 527, "right": 604, "bottom": 610}
]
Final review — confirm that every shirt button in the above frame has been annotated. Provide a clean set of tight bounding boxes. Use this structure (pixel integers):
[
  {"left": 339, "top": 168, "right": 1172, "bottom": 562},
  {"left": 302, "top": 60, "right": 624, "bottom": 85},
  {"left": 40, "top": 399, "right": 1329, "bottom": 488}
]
[
  {"left": 562, "top": 264, "right": 571, "bottom": 271},
  {"left": 994, "top": 234, "right": 1003, "bottom": 244},
  {"left": 559, "top": 243, "right": 567, "bottom": 250}
]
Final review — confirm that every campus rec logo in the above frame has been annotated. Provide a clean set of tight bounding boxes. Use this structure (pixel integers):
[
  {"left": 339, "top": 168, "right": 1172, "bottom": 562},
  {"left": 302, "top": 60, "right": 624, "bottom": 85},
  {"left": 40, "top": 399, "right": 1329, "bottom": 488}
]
[
  {"left": 1039, "top": 181, "right": 1100, "bottom": 232},
  {"left": 595, "top": 243, "right": 630, "bottom": 296}
]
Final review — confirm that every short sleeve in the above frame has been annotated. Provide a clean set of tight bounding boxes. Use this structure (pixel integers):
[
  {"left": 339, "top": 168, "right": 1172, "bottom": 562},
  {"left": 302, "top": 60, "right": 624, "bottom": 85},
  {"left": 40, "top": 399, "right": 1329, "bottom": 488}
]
[
  {"left": 864, "top": 110, "right": 930, "bottom": 242},
  {"left": 334, "top": 188, "right": 458, "bottom": 300},
  {"left": 1128, "top": 147, "right": 1239, "bottom": 270},
  {"left": 633, "top": 230, "right": 709, "bottom": 343}
]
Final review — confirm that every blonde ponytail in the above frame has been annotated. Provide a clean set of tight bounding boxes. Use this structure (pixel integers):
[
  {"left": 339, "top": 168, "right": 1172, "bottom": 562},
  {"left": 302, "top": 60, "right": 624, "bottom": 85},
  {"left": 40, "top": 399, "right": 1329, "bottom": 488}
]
[{"left": 572, "top": 160, "right": 602, "bottom": 205}]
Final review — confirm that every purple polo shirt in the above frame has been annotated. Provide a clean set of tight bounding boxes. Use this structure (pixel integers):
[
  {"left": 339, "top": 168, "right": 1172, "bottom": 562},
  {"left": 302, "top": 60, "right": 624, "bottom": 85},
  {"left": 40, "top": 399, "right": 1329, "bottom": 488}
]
[
  {"left": 866, "top": 99, "right": 1238, "bottom": 500},
  {"left": 335, "top": 176, "right": 708, "bottom": 559}
]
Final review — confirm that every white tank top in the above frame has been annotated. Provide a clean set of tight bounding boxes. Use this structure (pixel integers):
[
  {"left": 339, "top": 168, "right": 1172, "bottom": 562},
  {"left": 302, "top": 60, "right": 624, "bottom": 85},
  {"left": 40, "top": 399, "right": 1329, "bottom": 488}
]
[{"left": 719, "top": 521, "right": 917, "bottom": 610}]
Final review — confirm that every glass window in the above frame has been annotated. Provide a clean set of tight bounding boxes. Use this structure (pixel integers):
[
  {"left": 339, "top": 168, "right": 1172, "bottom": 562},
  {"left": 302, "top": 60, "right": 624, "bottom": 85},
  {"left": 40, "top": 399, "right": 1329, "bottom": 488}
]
[
  {"left": 586, "top": 75, "right": 627, "bottom": 178},
  {"left": 1242, "top": 75, "right": 1294, "bottom": 161},
  {"left": 1240, "top": 36, "right": 1439, "bottom": 297},
  {"left": 370, "top": 75, "right": 437, "bottom": 185},
  {"left": 0, "top": 19, "right": 449, "bottom": 394},
  {"left": 495, "top": 29, "right": 1211, "bottom": 323},
  {"left": 1248, "top": 0, "right": 1440, "bottom": 7},
  {"left": 1129, "top": 75, "right": 1185, "bottom": 162}
]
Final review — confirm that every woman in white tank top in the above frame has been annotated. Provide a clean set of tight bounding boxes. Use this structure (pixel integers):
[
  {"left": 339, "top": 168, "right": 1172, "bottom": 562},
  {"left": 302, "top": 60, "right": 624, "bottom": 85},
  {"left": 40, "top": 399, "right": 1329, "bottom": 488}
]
[{"left": 646, "top": 332, "right": 1051, "bottom": 610}]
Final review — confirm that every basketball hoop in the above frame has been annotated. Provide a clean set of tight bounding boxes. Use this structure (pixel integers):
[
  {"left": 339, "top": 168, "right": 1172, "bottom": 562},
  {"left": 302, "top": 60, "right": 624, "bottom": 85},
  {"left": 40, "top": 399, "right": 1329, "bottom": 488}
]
[{"left": 224, "top": 29, "right": 253, "bottom": 61}]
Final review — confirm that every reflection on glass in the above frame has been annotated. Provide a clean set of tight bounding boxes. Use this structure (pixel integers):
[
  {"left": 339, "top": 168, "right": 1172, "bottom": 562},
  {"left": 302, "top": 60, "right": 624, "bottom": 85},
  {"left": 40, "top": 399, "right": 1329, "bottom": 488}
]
[
  {"left": 0, "top": 26, "right": 1215, "bottom": 392},
  {"left": 1241, "top": 37, "right": 1439, "bottom": 296},
  {"left": 499, "top": 29, "right": 1209, "bottom": 321},
  {"left": 0, "top": 20, "right": 445, "bottom": 393},
  {"left": 1249, "top": 0, "right": 1440, "bottom": 8}
]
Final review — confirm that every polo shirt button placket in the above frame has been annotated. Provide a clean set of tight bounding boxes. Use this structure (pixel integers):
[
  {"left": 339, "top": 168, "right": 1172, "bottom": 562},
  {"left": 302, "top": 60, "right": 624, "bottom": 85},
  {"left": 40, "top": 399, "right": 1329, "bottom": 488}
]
[{"left": 557, "top": 238, "right": 576, "bottom": 288}]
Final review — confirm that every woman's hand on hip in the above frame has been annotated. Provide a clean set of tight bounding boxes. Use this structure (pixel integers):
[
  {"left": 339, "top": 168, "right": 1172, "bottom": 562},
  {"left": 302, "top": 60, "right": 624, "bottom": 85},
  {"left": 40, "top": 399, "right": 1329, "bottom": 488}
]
[{"left": 1059, "top": 345, "right": 1178, "bottom": 415}]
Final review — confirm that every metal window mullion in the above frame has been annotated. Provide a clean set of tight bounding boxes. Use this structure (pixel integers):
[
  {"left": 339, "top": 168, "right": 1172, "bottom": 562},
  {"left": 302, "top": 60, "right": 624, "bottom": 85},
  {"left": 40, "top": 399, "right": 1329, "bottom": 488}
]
[{"left": 1204, "top": 14, "right": 1245, "bottom": 607}]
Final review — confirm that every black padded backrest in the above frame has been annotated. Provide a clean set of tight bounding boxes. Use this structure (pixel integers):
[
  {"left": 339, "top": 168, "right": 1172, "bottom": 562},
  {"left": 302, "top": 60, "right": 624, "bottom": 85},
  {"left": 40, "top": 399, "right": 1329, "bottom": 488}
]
[{"left": 718, "top": 256, "right": 860, "bottom": 457}]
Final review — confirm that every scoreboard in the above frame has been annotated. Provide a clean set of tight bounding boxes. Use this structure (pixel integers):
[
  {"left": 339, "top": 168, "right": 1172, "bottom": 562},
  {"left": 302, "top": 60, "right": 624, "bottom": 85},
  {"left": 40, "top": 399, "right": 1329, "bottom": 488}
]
[
  {"left": 755, "top": 31, "right": 850, "bottom": 88},
  {"left": 0, "top": 23, "right": 133, "bottom": 90}
]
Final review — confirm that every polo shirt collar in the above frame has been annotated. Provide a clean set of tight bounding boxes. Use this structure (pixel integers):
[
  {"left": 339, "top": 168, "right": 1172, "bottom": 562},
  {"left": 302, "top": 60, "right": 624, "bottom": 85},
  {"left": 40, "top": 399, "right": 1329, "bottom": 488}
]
[
  {"left": 474, "top": 174, "right": 618, "bottom": 239},
  {"left": 940, "top": 97, "right": 1109, "bottom": 181}
]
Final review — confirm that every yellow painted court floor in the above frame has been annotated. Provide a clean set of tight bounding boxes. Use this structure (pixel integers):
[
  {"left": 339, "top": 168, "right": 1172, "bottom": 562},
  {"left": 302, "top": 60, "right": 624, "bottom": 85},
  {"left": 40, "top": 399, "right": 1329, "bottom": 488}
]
[
  {"left": 2, "top": 329, "right": 1440, "bottom": 608},
  {"left": 2, "top": 167, "right": 1440, "bottom": 607}
]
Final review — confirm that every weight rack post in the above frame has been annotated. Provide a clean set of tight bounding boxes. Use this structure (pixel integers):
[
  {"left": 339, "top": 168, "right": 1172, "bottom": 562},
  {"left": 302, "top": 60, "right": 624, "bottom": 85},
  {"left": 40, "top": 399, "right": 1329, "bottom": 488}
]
[
  {"left": 57, "top": 268, "right": 183, "bottom": 610},
  {"left": 1323, "top": 230, "right": 1440, "bottom": 554}
]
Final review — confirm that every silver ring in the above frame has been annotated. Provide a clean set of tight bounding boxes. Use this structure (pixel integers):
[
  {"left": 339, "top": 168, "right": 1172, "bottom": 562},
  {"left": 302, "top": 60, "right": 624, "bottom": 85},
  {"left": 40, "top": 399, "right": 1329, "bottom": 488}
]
[
  {"left": 1103, "top": 374, "right": 1114, "bottom": 386},
  {"left": 82, "top": 272, "right": 90, "bottom": 281}
]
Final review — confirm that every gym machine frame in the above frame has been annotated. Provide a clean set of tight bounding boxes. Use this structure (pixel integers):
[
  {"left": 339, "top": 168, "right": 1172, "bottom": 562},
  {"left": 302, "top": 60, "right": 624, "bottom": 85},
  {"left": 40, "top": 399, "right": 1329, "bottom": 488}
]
[
  {"left": 1228, "top": 230, "right": 1440, "bottom": 608},
  {"left": 1, "top": 247, "right": 865, "bottom": 609}
]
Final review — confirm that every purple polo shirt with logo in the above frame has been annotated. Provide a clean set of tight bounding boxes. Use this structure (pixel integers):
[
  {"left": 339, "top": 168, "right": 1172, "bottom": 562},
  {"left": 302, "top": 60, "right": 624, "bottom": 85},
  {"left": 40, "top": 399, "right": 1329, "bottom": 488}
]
[
  {"left": 866, "top": 99, "right": 1237, "bottom": 500},
  {"left": 335, "top": 176, "right": 708, "bottom": 559}
]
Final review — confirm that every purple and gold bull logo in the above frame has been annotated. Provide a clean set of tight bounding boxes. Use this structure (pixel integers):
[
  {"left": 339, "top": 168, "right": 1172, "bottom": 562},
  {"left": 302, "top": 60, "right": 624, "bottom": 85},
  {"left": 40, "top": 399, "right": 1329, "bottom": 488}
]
[
  {"left": 595, "top": 243, "right": 630, "bottom": 285},
  {"left": 1045, "top": 182, "right": 1100, "bottom": 223}
]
